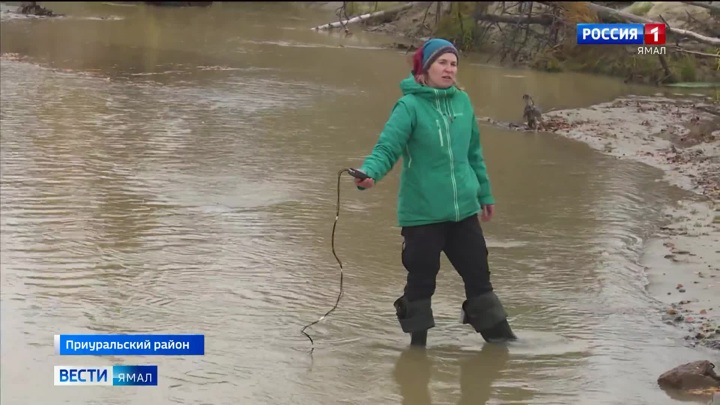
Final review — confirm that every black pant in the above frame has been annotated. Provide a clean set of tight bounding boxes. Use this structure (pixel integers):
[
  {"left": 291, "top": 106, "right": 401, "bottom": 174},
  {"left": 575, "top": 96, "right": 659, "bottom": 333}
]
[{"left": 401, "top": 214, "right": 493, "bottom": 302}]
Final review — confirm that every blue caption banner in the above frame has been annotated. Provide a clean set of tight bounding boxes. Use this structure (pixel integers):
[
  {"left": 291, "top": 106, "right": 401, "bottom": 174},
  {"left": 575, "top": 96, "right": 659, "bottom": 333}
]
[
  {"left": 54, "top": 365, "right": 158, "bottom": 386},
  {"left": 55, "top": 334, "right": 204, "bottom": 356},
  {"left": 577, "top": 23, "right": 644, "bottom": 45}
]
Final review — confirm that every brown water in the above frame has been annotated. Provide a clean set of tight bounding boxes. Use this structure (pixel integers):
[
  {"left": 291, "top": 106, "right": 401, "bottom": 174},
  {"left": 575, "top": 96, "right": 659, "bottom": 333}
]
[{"left": 1, "top": 2, "right": 717, "bottom": 404}]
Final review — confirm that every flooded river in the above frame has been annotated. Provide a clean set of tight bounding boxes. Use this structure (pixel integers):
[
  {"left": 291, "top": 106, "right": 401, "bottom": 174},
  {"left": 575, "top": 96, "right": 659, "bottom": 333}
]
[{"left": 1, "top": 2, "right": 717, "bottom": 404}]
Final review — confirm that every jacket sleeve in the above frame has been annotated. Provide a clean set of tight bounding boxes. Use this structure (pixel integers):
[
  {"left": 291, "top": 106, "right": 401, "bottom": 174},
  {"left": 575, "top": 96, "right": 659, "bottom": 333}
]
[
  {"left": 469, "top": 112, "right": 495, "bottom": 205},
  {"left": 358, "top": 99, "right": 414, "bottom": 187}
]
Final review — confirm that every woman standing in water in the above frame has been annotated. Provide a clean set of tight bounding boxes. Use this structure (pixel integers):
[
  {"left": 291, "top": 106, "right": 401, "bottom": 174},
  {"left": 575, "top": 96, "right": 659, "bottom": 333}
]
[{"left": 352, "top": 38, "right": 517, "bottom": 346}]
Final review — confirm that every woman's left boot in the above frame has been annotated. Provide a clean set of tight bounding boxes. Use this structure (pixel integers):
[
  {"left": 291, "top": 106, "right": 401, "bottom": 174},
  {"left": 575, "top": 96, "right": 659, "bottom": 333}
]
[{"left": 461, "top": 291, "right": 517, "bottom": 343}]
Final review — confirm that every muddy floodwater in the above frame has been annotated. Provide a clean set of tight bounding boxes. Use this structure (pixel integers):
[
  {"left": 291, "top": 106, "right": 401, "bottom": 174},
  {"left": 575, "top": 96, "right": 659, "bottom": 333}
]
[{"left": 1, "top": 2, "right": 717, "bottom": 404}]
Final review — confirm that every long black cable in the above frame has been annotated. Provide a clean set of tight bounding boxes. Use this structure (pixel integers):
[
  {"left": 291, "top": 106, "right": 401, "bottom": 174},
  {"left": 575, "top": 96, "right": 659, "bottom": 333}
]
[{"left": 300, "top": 168, "right": 349, "bottom": 353}]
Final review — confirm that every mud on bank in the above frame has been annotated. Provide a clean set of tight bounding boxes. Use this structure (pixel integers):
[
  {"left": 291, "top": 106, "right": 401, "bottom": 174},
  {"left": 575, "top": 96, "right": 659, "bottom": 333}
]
[{"left": 529, "top": 94, "right": 720, "bottom": 351}]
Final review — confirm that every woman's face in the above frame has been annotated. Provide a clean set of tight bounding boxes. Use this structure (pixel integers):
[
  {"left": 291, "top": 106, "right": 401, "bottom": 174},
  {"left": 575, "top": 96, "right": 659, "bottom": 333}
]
[{"left": 425, "top": 53, "right": 457, "bottom": 88}]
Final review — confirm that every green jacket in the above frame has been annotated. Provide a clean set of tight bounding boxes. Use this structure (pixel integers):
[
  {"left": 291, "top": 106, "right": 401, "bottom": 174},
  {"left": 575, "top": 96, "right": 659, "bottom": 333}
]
[{"left": 359, "top": 73, "right": 495, "bottom": 227}]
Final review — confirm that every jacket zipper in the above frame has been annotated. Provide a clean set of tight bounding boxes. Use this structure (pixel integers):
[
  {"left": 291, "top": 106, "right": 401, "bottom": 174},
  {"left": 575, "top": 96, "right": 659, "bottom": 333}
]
[
  {"left": 442, "top": 112, "right": 459, "bottom": 222},
  {"left": 436, "top": 119, "right": 444, "bottom": 147},
  {"left": 435, "top": 93, "right": 460, "bottom": 222}
]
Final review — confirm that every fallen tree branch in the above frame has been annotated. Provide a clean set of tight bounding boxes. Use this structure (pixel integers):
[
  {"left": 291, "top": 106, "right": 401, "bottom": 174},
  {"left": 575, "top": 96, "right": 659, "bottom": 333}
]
[
  {"left": 515, "top": 2, "right": 535, "bottom": 61},
  {"left": 474, "top": 12, "right": 554, "bottom": 25},
  {"left": 581, "top": 1, "right": 720, "bottom": 46},
  {"left": 684, "top": 9, "right": 720, "bottom": 37},
  {"left": 311, "top": 3, "right": 414, "bottom": 31},
  {"left": 419, "top": 2, "right": 433, "bottom": 34},
  {"left": 335, "top": 2, "right": 350, "bottom": 32},
  {"left": 672, "top": 46, "right": 720, "bottom": 58}
]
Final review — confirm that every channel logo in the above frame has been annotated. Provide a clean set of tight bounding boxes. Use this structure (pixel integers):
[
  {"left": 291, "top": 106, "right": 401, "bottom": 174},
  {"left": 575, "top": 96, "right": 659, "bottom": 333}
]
[
  {"left": 54, "top": 365, "right": 158, "bottom": 386},
  {"left": 577, "top": 23, "right": 666, "bottom": 45}
]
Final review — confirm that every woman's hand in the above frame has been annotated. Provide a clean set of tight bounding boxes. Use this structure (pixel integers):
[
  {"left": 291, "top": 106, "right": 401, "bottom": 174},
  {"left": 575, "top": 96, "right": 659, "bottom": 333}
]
[
  {"left": 354, "top": 177, "right": 375, "bottom": 189},
  {"left": 480, "top": 204, "right": 494, "bottom": 222}
]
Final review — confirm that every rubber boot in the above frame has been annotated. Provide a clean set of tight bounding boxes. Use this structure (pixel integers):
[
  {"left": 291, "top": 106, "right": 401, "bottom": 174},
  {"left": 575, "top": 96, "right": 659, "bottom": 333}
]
[
  {"left": 410, "top": 330, "right": 428, "bottom": 346},
  {"left": 394, "top": 296, "right": 434, "bottom": 346},
  {"left": 461, "top": 291, "right": 517, "bottom": 343}
]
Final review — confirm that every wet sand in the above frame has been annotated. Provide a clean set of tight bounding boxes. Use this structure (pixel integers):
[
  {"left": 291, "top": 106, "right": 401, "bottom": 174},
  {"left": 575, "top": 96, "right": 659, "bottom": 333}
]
[{"left": 541, "top": 94, "right": 720, "bottom": 351}]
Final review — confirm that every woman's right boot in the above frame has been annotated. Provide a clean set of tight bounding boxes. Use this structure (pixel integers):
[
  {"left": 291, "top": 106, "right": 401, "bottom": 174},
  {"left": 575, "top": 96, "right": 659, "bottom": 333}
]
[
  {"left": 410, "top": 330, "right": 428, "bottom": 346},
  {"left": 394, "top": 296, "right": 434, "bottom": 347}
]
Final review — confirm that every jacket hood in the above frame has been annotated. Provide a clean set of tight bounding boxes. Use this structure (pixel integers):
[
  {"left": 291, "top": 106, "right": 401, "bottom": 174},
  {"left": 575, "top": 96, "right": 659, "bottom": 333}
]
[{"left": 399, "top": 73, "right": 459, "bottom": 100}]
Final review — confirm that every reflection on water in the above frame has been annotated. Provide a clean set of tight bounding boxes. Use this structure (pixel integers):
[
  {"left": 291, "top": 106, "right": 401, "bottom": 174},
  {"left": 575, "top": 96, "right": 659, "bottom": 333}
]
[
  {"left": 393, "top": 344, "right": 515, "bottom": 405},
  {"left": 1, "top": 2, "right": 717, "bottom": 404}
]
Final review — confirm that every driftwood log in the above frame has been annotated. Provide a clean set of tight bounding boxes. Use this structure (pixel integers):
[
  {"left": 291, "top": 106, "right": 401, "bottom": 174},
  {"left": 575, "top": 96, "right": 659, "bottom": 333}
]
[{"left": 311, "top": 3, "right": 414, "bottom": 31}]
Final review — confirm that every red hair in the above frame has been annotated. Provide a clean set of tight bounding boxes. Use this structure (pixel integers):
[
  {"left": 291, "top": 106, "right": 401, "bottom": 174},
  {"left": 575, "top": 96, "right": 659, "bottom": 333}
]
[{"left": 412, "top": 46, "right": 424, "bottom": 83}]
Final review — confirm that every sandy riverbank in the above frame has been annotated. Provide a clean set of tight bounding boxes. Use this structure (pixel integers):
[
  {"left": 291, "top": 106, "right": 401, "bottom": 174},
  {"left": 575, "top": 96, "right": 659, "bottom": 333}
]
[{"left": 539, "top": 94, "right": 720, "bottom": 351}]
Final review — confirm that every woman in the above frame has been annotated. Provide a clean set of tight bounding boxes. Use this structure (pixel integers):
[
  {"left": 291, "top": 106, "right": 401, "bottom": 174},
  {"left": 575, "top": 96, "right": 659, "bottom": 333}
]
[{"left": 353, "top": 38, "right": 517, "bottom": 346}]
